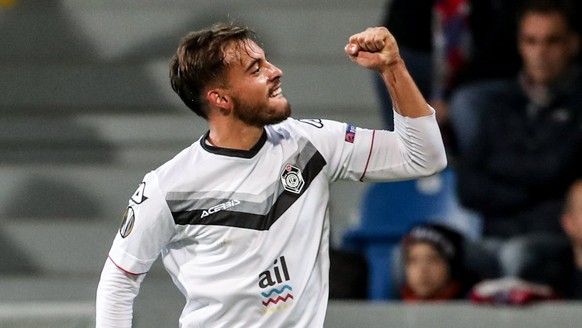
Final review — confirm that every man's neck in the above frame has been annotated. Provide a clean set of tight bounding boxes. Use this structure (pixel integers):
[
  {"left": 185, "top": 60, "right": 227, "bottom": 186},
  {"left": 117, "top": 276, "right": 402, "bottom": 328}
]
[
  {"left": 520, "top": 64, "right": 580, "bottom": 106},
  {"left": 207, "top": 122, "right": 264, "bottom": 151}
]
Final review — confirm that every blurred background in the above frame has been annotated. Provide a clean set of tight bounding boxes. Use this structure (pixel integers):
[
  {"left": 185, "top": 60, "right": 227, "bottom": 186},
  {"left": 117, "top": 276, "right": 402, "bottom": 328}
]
[{"left": 0, "top": 1, "right": 581, "bottom": 327}]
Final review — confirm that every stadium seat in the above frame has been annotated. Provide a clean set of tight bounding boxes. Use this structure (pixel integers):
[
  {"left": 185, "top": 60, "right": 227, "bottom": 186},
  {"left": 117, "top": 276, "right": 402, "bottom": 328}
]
[{"left": 342, "top": 168, "right": 470, "bottom": 300}]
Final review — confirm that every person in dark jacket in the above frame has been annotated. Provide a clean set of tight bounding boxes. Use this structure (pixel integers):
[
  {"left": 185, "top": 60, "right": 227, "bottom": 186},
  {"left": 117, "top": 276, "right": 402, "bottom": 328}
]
[{"left": 451, "top": 0, "right": 582, "bottom": 279}]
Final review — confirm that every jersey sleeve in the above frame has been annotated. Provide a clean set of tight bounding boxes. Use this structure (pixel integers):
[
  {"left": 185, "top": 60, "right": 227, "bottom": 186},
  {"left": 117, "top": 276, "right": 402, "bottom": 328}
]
[
  {"left": 296, "top": 106, "right": 446, "bottom": 182},
  {"left": 107, "top": 171, "right": 175, "bottom": 275},
  {"left": 96, "top": 259, "right": 145, "bottom": 327},
  {"left": 293, "top": 118, "right": 373, "bottom": 182},
  {"left": 361, "top": 108, "right": 447, "bottom": 181}
]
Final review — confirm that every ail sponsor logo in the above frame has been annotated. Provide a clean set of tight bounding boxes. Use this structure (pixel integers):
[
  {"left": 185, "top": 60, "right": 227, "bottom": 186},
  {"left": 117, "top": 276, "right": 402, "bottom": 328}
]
[{"left": 258, "top": 256, "right": 294, "bottom": 315}]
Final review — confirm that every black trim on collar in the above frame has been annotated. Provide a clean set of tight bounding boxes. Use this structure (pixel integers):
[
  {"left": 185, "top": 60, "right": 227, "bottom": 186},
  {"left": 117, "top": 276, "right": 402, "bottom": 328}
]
[{"left": 200, "top": 130, "right": 268, "bottom": 158}]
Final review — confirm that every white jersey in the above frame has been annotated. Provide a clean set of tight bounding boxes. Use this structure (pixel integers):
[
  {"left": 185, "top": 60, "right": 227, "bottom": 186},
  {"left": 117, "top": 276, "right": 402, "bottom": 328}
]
[{"left": 102, "top": 112, "right": 446, "bottom": 327}]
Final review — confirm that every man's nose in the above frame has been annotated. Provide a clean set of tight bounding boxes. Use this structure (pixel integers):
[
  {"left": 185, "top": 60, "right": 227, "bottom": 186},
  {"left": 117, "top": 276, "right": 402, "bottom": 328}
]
[{"left": 265, "top": 63, "right": 283, "bottom": 81}]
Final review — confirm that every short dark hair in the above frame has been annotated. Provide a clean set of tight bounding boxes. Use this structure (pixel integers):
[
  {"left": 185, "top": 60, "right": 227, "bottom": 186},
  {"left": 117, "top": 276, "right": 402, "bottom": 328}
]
[
  {"left": 169, "top": 23, "right": 257, "bottom": 118},
  {"left": 517, "top": 0, "right": 577, "bottom": 32}
]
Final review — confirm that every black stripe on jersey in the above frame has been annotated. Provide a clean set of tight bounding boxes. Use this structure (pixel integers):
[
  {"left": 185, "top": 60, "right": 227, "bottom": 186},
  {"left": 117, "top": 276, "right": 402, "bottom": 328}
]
[{"left": 172, "top": 150, "right": 327, "bottom": 230}]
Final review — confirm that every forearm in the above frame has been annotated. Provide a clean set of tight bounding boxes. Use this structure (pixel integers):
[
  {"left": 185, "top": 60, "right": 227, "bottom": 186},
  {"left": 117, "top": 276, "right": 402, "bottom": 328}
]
[
  {"left": 381, "top": 59, "right": 433, "bottom": 118},
  {"left": 96, "top": 259, "right": 144, "bottom": 328}
]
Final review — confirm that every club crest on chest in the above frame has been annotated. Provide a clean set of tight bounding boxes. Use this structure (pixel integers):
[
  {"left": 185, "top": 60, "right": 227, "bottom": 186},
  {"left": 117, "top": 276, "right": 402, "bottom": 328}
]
[{"left": 280, "top": 164, "right": 304, "bottom": 194}]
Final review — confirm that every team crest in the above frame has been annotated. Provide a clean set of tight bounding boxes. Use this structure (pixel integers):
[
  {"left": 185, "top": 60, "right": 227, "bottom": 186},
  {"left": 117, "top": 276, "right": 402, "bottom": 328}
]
[
  {"left": 119, "top": 206, "right": 135, "bottom": 238},
  {"left": 280, "top": 164, "right": 304, "bottom": 194}
]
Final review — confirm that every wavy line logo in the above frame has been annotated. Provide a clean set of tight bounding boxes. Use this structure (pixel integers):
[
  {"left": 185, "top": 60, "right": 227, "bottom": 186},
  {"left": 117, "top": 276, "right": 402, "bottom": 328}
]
[
  {"left": 260, "top": 289, "right": 294, "bottom": 315},
  {"left": 262, "top": 294, "right": 294, "bottom": 307},
  {"left": 261, "top": 285, "right": 292, "bottom": 297}
]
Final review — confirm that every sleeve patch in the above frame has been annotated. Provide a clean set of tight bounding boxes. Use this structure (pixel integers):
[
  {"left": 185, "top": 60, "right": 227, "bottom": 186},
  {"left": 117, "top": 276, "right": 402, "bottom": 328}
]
[
  {"left": 119, "top": 206, "right": 136, "bottom": 238},
  {"left": 344, "top": 124, "right": 356, "bottom": 143},
  {"left": 130, "top": 182, "right": 149, "bottom": 204}
]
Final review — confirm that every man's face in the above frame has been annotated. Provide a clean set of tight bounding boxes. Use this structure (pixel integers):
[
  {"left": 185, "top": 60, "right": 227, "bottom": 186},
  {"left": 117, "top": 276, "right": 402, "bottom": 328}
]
[
  {"left": 404, "top": 242, "right": 451, "bottom": 299},
  {"left": 518, "top": 12, "right": 579, "bottom": 85},
  {"left": 222, "top": 39, "right": 291, "bottom": 127}
]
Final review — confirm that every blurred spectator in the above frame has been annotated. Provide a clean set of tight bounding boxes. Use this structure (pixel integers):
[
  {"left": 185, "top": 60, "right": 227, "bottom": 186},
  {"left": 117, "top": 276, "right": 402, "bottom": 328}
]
[
  {"left": 399, "top": 223, "right": 478, "bottom": 301},
  {"left": 453, "top": 0, "right": 582, "bottom": 280},
  {"left": 470, "top": 179, "right": 582, "bottom": 304},
  {"left": 450, "top": 0, "right": 582, "bottom": 152}
]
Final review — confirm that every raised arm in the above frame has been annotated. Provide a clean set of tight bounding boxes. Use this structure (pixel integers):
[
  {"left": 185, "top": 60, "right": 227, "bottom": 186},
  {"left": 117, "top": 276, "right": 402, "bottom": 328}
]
[{"left": 342, "top": 27, "right": 447, "bottom": 180}]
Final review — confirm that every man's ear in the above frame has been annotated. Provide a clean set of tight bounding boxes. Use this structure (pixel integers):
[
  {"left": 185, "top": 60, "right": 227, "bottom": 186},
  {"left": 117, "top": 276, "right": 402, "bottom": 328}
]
[{"left": 207, "top": 89, "right": 232, "bottom": 112}]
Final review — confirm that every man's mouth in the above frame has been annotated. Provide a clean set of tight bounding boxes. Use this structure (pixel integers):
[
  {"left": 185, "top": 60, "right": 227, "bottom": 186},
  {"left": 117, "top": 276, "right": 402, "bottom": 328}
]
[{"left": 270, "top": 86, "right": 282, "bottom": 98}]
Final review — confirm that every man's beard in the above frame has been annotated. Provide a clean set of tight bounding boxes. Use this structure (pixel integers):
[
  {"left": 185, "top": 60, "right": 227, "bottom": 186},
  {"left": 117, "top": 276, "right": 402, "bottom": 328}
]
[{"left": 232, "top": 99, "right": 292, "bottom": 127}]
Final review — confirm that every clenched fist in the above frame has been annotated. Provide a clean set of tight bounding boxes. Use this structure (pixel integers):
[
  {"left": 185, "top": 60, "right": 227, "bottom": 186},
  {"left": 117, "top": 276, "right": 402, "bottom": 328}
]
[{"left": 344, "top": 27, "right": 401, "bottom": 71}]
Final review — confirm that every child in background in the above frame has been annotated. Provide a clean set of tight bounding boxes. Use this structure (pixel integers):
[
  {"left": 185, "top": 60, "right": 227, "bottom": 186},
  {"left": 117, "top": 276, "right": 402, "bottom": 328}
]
[{"left": 400, "top": 223, "right": 474, "bottom": 301}]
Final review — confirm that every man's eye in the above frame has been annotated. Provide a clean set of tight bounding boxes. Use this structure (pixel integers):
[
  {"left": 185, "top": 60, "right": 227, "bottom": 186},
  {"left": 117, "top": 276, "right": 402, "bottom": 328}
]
[{"left": 252, "top": 66, "right": 260, "bottom": 74}]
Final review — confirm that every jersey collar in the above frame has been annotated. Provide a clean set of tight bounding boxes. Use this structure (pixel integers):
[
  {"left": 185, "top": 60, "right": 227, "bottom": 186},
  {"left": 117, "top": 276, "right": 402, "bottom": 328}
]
[{"left": 200, "top": 130, "right": 268, "bottom": 158}]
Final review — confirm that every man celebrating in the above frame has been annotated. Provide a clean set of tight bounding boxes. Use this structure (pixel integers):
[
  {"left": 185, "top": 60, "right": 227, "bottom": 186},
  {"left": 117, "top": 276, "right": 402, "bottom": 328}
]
[{"left": 96, "top": 23, "right": 446, "bottom": 327}]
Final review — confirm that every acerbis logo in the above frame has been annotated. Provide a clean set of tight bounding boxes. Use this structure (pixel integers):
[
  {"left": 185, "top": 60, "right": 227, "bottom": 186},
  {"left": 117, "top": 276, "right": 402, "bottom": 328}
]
[{"left": 201, "top": 199, "right": 241, "bottom": 218}]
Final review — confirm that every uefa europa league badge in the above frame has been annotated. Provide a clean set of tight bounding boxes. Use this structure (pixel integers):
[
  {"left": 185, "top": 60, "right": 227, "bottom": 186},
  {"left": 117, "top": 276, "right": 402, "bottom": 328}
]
[
  {"left": 280, "top": 164, "right": 305, "bottom": 194},
  {"left": 119, "top": 206, "right": 136, "bottom": 238}
]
